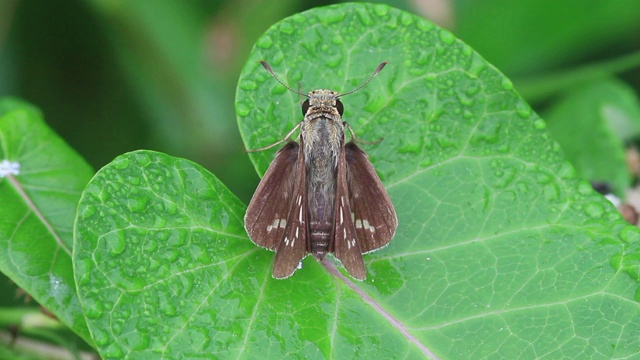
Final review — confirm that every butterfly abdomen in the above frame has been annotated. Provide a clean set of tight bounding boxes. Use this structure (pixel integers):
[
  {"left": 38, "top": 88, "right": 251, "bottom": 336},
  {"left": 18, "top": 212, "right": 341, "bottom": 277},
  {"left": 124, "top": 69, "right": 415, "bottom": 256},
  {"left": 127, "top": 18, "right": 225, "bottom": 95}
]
[{"left": 304, "top": 112, "right": 342, "bottom": 260}]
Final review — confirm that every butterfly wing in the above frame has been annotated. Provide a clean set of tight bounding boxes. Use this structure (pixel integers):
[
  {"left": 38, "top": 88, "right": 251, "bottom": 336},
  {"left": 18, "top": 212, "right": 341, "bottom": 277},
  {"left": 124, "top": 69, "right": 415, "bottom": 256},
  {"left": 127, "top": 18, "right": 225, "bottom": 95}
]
[
  {"left": 244, "top": 141, "right": 300, "bottom": 250},
  {"left": 345, "top": 141, "right": 397, "bottom": 254},
  {"left": 272, "top": 143, "right": 309, "bottom": 278},
  {"left": 332, "top": 141, "right": 367, "bottom": 280}
]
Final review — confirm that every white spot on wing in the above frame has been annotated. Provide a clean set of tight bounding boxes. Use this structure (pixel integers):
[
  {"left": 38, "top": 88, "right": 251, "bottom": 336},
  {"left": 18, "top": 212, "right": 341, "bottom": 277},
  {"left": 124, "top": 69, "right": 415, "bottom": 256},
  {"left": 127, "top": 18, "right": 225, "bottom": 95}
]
[
  {"left": 340, "top": 206, "right": 344, "bottom": 225},
  {"left": 354, "top": 219, "right": 376, "bottom": 233},
  {"left": 267, "top": 218, "right": 286, "bottom": 232},
  {"left": 363, "top": 220, "right": 375, "bottom": 233}
]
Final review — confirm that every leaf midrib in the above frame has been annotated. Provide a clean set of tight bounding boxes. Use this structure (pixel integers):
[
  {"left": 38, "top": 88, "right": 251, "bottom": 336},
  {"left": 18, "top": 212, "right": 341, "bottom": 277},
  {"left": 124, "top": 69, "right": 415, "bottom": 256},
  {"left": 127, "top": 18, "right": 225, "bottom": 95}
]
[
  {"left": 8, "top": 174, "right": 71, "bottom": 255},
  {"left": 323, "top": 261, "right": 440, "bottom": 359}
]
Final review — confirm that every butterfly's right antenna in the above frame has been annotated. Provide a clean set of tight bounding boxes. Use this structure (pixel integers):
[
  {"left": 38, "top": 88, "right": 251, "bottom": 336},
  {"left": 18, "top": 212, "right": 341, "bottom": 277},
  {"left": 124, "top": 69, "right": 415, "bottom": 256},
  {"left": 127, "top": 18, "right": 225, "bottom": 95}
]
[
  {"left": 260, "top": 61, "right": 308, "bottom": 97},
  {"left": 338, "top": 61, "right": 388, "bottom": 97}
]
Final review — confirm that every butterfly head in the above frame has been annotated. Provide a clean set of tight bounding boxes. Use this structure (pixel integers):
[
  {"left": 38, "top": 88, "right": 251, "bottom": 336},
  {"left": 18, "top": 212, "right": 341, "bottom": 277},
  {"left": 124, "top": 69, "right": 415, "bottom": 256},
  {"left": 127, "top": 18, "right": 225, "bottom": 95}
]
[{"left": 302, "top": 90, "right": 343, "bottom": 116}]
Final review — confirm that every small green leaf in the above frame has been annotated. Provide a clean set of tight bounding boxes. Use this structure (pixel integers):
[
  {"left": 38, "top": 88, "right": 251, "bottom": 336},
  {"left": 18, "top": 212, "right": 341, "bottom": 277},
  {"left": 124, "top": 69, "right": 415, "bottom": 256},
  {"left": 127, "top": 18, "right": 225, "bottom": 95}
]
[
  {"left": 73, "top": 150, "right": 254, "bottom": 358},
  {"left": 0, "top": 98, "right": 94, "bottom": 343},
  {"left": 545, "top": 78, "right": 640, "bottom": 195}
]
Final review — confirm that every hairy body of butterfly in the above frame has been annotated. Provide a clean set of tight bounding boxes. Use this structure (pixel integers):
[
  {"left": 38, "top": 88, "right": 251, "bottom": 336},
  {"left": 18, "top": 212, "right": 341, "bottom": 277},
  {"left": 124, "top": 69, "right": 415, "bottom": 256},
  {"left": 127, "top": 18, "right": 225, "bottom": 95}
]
[
  {"left": 244, "top": 62, "right": 397, "bottom": 280},
  {"left": 303, "top": 90, "right": 343, "bottom": 260}
]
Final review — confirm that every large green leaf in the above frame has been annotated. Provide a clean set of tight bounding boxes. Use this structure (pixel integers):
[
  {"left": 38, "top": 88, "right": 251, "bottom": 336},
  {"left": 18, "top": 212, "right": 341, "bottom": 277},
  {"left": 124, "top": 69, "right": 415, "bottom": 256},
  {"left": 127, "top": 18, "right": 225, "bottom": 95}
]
[
  {"left": 74, "top": 3, "right": 640, "bottom": 358},
  {"left": 0, "top": 98, "right": 94, "bottom": 344}
]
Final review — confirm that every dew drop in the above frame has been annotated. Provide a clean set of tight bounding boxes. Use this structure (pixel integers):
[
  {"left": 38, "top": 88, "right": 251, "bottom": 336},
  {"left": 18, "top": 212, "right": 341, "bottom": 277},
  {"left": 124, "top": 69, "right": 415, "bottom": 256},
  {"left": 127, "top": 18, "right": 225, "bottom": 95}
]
[
  {"left": 362, "top": 94, "right": 386, "bottom": 113},
  {"left": 128, "top": 176, "right": 141, "bottom": 185},
  {"left": 438, "top": 29, "right": 456, "bottom": 45},
  {"left": 542, "top": 183, "right": 560, "bottom": 202},
  {"left": 425, "top": 73, "right": 437, "bottom": 81},
  {"left": 112, "top": 321, "right": 123, "bottom": 335},
  {"left": 219, "top": 208, "right": 230, "bottom": 231},
  {"left": 128, "top": 196, "right": 149, "bottom": 213},
  {"left": 143, "top": 237, "right": 158, "bottom": 253},
  {"left": 279, "top": 21, "right": 294, "bottom": 35},
  {"left": 160, "top": 301, "right": 177, "bottom": 317},
  {"left": 163, "top": 198, "right": 178, "bottom": 214},
  {"left": 236, "top": 101, "right": 251, "bottom": 117},
  {"left": 619, "top": 225, "right": 640, "bottom": 245},
  {"left": 114, "top": 157, "right": 131, "bottom": 170},
  {"left": 257, "top": 35, "right": 272, "bottom": 49},
  {"left": 85, "top": 300, "right": 104, "bottom": 320},
  {"left": 416, "top": 18, "right": 434, "bottom": 31},
  {"left": 326, "top": 55, "right": 343, "bottom": 68},
  {"left": 533, "top": 118, "right": 546, "bottom": 130},
  {"left": 500, "top": 78, "right": 514, "bottom": 90},
  {"left": 153, "top": 215, "right": 168, "bottom": 228},
  {"left": 103, "top": 344, "right": 124, "bottom": 359},
  {"left": 400, "top": 12, "right": 413, "bottom": 26},
  {"left": 420, "top": 157, "right": 433, "bottom": 167},
  {"left": 93, "top": 329, "right": 110, "bottom": 347},
  {"left": 465, "top": 82, "right": 481, "bottom": 96},
  {"left": 81, "top": 205, "right": 97, "bottom": 219},
  {"left": 325, "top": 8, "right": 346, "bottom": 23},
  {"left": 534, "top": 170, "right": 551, "bottom": 184},
  {"left": 558, "top": 162, "right": 577, "bottom": 180},
  {"left": 165, "top": 249, "right": 181, "bottom": 263},
  {"left": 577, "top": 181, "right": 593, "bottom": 195},
  {"left": 135, "top": 153, "right": 152, "bottom": 167},
  {"left": 76, "top": 259, "right": 93, "bottom": 286},
  {"left": 373, "top": 3, "right": 390, "bottom": 16},
  {"left": 467, "top": 55, "right": 487, "bottom": 77},
  {"left": 129, "top": 332, "right": 151, "bottom": 351},
  {"left": 397, "top": 137, "right": 422, "bottom": 154},
  {"left": 106, "top": 232, "right": 126, "bottom": 255},
  {"left": 113, "top": 272, "right": 145, "bottom": 291},
  {"left": 584, "top": 202, "right": 605, "bottom": 218},
  {"left": 239, "top": 79, "right": 258, "bottom": 91},
  {"left": 515, "top": 101, "right": 532, "bottom": 118}
]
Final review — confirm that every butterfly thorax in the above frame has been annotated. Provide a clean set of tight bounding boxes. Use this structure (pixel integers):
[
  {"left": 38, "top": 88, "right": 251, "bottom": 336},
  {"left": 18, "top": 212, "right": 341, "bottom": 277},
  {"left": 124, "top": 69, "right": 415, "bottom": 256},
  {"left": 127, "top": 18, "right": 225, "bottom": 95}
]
[{"left": 301, "top": 90, "right": 344, "bottom": 260}]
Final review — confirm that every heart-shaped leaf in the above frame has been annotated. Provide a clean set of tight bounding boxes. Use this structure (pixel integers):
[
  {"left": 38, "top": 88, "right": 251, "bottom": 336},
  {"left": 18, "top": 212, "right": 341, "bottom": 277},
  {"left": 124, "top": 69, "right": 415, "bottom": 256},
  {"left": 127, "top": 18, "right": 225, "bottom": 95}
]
[
  {"left": 0, "top": 98, "right": 94, "bottom": 343},
  {"left": 73, "top": 3, "right": 640, "bottom": 358},
  {"left": 236, "top": 3, "right": 640, "bottom": 358},
  {"left": 74, "top": 150, "right": 255, "bottom": 358}
]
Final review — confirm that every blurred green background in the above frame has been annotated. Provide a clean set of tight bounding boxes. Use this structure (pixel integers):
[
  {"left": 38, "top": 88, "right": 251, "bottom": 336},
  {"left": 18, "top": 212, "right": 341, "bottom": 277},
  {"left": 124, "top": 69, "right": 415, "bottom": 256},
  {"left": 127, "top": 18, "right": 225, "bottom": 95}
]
[
  {"left": 0, "top": 0, "right": 639, "bottom": 357},
  {"left": 1, "top": 0, "right": 638, "bottom": 204}
]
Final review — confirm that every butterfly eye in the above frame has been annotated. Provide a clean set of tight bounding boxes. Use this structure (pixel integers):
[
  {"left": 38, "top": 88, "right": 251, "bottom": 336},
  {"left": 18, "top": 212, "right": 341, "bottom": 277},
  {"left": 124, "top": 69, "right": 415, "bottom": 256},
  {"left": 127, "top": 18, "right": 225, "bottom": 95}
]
[
  {"left": 301, "top": 99, "right": 310, "bottom": 115},
  {"left": 336, "top": 99, "right": 344, "bottom": 116}
]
